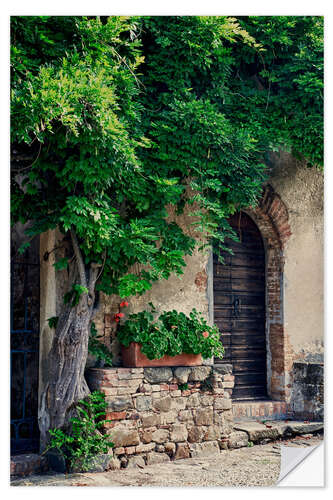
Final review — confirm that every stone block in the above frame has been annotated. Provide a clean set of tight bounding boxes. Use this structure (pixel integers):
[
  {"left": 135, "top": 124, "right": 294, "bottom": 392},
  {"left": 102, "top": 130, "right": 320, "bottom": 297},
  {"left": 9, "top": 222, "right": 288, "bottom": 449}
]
[
  {"left": 188, "top": 366, "right": 212, "bottom": 382},
  {"left": 113, "top": 447, "right": 125, "bottom": 455},
  {"left": 151, "top": 429, "right": 169, "bottom": 443},
  {"left": 187, "top": 425, "right": 204, "bottom": 443},
  {"left": 227, "top": 431, "right": 249, "bottom": 449},
  {"left": 214, "top": 398, "right": 232, "bottom": 410},
  {"left": 107, "top": 396, "right": 133, "bottom": 412},
  {"left": 171, "top": 397, "right": 186, "bottom": 411},
  {"left": 200, "top": 394, "right": 213, "bottom": 406},
  {"left": 146, "top": 452, "right": 170, "bottom": 465},
  {"left": 174, "top": 367, "right": 192, "bottom": 384},
  {"left": 189, "top": 441, "right": 220, "bottom": 458},
  {"left": 111, "top": 427, "right": 140, "bottom": 447},
  {"left": 153, "top": 395, "right": 172, "bottom": 412},
  {"left": 140, "top": 428, "right": 154, "bottom": 443},
  {"left": 164, "top": 442, "right": 176, "bottom": 455},
  {"left": 175, "top": 442, "right": 190, "bottom": 460},
  {"left": 127, "top": 456, "right": 145, "bottom": 469},
  {"left": 170, "top": 424, "right": 188, "bottom": 442},
  {"left": 203, "top": 425, "right": 221, "bottom": 441},
  {"left": 107, "top": 457, "right": 121, "bottom": 470},
  {"left": 135, "top": 395, "right": 152, "bottom": 411},
  {"left": 160, "top": 410, "right": 178, "bottom": 424},
  {"left": 141, "top": 413, "right": 161, "bottom": 428},
  {"left": 213, "top": 364, "right": 233, "bottom": 375},
  {"left": 144, "top": 367, "right": 173, "bottom": 383},
  {"left": 194, "top": 408, "right": 213, "bottom": 426},
  {"left": 135, "top": 442, "right": 155, "bottom": 453},
  {"left": 171, "top": 390, "right": 182, "bottom": 397},
  {"left": 186, "top": 393, "right": 200, "bottom": 408},
  {"left": 222, "top": 381, "right": 235, "bottom": 389},
  {"left": 124, "top": 446, "right": 137, "bottom": 455},
  {"left": 233, "top": 422, "right": 281, "bottom": 443},
  {"left": 178, "top": 410, "right": 194, "bottom": 422},
  {"left": 136, "top": 443, "right": 156, "bottom": 453}
]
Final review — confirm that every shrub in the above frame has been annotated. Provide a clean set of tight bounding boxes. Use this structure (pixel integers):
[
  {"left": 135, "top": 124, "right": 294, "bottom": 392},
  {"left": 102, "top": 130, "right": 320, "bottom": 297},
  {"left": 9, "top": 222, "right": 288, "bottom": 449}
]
[{"left": 44, "top": 391, "right": 114, "bottom": 472}]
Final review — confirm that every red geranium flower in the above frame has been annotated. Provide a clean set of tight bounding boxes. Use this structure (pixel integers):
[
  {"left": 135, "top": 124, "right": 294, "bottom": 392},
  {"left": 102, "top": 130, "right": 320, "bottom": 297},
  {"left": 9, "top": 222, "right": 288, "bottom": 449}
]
[
  {"left": 114, "top": 312, "right": 125, "bottom": 321},
  {"left": 120, "top": 301, "right": 129, "bottom": 307}
]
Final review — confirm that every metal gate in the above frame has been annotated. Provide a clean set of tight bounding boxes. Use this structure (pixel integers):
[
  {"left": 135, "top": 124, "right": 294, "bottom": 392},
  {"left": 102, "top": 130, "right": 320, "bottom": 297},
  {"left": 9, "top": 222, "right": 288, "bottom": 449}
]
[
  {"left": 213, "top": 212, "right": 267, "bottom": 400},
  {"left": 10, "top": 232, "right": 40, "bottom": 454}
]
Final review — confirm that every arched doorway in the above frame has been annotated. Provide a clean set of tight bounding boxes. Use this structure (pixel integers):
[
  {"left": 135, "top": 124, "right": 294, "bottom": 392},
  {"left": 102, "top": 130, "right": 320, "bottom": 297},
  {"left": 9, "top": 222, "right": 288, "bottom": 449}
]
[{"left": 213, "top": 212, "right": 267, "bottom": 400}]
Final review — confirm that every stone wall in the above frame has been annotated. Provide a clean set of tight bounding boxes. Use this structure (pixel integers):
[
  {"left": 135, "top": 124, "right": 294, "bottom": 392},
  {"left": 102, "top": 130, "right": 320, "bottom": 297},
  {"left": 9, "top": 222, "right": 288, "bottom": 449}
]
[
  {"left": 86, "top": 365, "right": 235, "bottom": 468},
  {"left": 291, "top": 362, "right": 324, "bottom": 421}
]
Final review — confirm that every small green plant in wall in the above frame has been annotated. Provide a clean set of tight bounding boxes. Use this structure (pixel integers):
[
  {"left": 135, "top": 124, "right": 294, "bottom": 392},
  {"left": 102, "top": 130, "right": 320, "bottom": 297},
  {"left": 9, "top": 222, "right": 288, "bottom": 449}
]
[{"left": 44, "top": 391, "right": 114, "bottom": 473}]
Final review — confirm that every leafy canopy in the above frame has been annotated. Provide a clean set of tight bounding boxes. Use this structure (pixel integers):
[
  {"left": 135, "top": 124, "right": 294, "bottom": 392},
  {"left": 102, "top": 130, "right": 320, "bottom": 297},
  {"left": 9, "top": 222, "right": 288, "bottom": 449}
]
[{"left": 11, "top": 16, "right": 323, "bottom": 298}]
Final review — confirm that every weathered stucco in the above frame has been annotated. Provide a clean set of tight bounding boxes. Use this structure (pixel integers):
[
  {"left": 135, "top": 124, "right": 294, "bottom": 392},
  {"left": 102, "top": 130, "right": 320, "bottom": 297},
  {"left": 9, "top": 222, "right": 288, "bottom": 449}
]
[
  {"left": 93, "top": 204, "right": 212, "bottom": 366},
  {"left": 268, "top": 152, "right": 324, "bottom": 362}
]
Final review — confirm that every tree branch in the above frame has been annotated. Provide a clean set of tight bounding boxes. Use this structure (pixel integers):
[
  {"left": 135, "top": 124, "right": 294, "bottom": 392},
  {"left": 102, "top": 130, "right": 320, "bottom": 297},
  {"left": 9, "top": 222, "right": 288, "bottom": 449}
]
[{"left": 70, "top": 229, "right": 87, "bottom": 288}]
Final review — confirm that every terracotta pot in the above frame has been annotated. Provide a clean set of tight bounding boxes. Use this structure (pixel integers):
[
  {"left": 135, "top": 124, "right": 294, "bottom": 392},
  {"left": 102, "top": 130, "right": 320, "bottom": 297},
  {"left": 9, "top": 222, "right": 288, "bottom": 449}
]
[{"left": 121, "top": 342, "right": 202, "bottom": 368}]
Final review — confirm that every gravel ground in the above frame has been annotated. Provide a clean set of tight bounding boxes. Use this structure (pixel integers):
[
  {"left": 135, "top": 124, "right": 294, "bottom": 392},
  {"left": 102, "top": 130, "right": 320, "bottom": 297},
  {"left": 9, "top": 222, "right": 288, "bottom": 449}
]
[{"left": 11, "top": 434, "right": 323, "bottom": 488}]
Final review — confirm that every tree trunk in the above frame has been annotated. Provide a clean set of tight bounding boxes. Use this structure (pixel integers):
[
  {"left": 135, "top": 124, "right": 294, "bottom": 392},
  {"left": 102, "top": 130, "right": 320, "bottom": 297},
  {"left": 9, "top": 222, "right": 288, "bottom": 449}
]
[{"left": 38, "top": 230, "right": 101, "bottom": 450}]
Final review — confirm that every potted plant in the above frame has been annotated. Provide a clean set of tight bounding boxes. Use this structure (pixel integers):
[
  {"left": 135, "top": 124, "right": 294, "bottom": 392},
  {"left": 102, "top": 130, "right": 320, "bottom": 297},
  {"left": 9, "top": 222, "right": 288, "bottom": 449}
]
[{"left": 117, "top": 304, "right": 224, "bottom": 367}]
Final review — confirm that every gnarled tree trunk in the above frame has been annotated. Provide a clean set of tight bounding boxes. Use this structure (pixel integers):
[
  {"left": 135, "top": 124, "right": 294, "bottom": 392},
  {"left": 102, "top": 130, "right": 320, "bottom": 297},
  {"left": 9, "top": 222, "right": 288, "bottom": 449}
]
[{"left": 38, "top": 230, "right": 101, "bottom": 450}]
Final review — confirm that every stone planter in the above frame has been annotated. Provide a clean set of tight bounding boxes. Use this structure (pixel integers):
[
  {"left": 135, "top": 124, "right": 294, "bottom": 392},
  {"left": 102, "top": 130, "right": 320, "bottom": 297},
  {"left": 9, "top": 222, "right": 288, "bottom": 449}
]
[{"left": 121, "top": 342, "right": 202, "bottom": 367}]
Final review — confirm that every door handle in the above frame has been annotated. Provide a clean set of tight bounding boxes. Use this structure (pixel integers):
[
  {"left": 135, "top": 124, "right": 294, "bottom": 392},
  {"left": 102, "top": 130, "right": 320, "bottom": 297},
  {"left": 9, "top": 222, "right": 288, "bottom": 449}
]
[{"left": 233, "top": 297, "right": 240, "bottom": 318}]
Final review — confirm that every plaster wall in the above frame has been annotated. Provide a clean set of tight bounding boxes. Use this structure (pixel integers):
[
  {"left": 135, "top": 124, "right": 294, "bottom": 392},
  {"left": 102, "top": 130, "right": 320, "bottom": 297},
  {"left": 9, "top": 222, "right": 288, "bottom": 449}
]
[
  {"left": 95, "top": 152, "right": 324, "bottom": 369},
  {"left": 94, "top": 204, "right": 212, "bottom": 366},
  {"left": 268, "top": 152, "right": 324, "bottom": 362}
]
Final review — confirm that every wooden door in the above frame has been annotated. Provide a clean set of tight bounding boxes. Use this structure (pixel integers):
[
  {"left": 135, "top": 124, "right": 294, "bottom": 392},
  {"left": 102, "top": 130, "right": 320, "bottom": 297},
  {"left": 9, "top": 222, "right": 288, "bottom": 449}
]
[{"left": 213, "top": 212, "right": 267, "bottom": 400}]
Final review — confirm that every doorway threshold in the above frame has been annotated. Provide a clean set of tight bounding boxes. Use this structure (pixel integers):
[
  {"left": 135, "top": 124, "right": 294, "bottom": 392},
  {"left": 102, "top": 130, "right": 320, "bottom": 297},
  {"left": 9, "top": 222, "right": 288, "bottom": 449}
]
[{"left": 232, "top": 399, "right": 288, "bottom": 422}]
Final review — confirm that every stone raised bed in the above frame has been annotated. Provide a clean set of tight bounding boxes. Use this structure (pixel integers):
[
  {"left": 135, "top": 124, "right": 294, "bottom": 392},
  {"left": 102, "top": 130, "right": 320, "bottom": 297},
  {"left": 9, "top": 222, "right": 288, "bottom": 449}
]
[{"left": 86, "top": 365, "right": 235, "bottom": 468}]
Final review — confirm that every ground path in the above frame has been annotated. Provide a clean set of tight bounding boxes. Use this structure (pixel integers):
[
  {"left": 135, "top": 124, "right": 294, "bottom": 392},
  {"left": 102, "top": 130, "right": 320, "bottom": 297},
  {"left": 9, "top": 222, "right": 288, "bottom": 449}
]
[{"left": 12, "top": 434, "right": 323, "bottom": 487}]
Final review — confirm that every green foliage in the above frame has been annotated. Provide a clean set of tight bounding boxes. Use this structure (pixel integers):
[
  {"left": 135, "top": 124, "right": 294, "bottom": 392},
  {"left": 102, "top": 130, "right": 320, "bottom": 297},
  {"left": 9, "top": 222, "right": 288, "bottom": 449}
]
[
  {"left": 178, "top": 383, "right": 189, "bottom": 391},
  {"left": 64, "top": 284, "right": 89, "bottom": 307},
  {"left": 88, "top": 322, "right": 113, "bottom": 367},
  {"left": 53, "top": 257, "right": 69, "bottom": 271},
  {"left": 117, "top": 305, "right": 224, "bottom": 360},
  {"left": 47, "top": 316, "right": 59, "bottom": 329},
  {"left": 11, "top": 16, "right": 323, "bottom": 304},
  {"left": 45, "top": 391, "right": 114, "bottom": 472}
]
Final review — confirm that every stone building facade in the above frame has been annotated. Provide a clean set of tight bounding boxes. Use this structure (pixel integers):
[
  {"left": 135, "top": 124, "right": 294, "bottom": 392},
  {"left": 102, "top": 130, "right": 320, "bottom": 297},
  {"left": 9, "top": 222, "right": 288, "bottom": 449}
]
[
  {"left": 85, "top": 151, "right": 324, "bottom": 417},
  {"left": 11, "top": 150, "right": 324, "bottom": 458}
]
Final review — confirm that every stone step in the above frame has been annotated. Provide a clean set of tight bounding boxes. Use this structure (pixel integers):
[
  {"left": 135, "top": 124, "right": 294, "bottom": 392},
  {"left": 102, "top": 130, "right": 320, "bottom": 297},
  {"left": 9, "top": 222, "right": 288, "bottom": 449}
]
[
  {"left": 11, "top": 453, "right": 49, "bottom": 477},
  {"left": 232, "top": 400, "right": 288, "bottom": 421},
  {"left": 233, "top": 420, "right": 324, "bottom": 444}
]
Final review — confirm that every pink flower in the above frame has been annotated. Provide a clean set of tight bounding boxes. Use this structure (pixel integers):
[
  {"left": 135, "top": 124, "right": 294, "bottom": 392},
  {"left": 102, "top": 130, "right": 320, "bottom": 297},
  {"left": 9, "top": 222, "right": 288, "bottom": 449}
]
[{"left": 202, "top": 331, "right": 209, "bottom": 338}]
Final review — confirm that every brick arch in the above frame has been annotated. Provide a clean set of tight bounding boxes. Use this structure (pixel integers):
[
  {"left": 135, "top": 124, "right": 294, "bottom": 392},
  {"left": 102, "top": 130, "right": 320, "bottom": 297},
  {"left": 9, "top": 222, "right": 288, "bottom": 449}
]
[{"left": 244, "top": 184, "right": 293, "bottom": 402}]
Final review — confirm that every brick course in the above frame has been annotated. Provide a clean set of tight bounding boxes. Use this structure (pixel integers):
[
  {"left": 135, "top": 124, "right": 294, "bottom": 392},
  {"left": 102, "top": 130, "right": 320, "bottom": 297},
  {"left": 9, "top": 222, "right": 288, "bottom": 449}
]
[{"left": 246, "top": 184, "right": 292, "bottom": 401}]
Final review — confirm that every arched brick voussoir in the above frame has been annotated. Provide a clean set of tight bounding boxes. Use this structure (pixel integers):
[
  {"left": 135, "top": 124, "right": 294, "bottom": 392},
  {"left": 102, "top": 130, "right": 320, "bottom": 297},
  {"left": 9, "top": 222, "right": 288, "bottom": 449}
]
[
  {"left": 244, "top": 184, "right": 293, "bottom": 401},
  {"left": 250, "top": 184, "right": 292, "bottom": 249}
]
